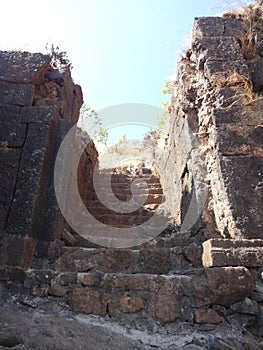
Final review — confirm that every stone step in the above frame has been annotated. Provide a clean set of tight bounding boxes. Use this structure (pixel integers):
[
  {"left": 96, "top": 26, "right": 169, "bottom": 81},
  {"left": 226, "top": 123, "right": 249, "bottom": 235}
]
[
  {"left": 95, "top": 175, "right": 161, "bottom": 185},
  {"left": 202, "top": 239, "right": 263, "bottom": 268},
  {"left": 93, "top": 179, "right": 154, "bottom": 186},
  {"left": 85, "top": 192, "right": 164, "bottom": 203},
  {"left": 85, "top": 201, "right": 158, "bottom": 213},
  {"left": 135, "top": 175, "right": 161, "bottom": 183},
  {"left": 92, "top": 187, "right": 163, "bottom": 195},
  {"left": 84, "top": 206, "right": 154, "bottom": 217},
  {"left": 98, "top": 214, "right": 153, "bottom": 226},
  {"left": 60, "top": 267, "right": 254, "bottom": 323},
  {"left": 56, "top": 246, "right": 194, "bottom": 274},
  {"left": 5, "top": 266, "right": 255, "bottom": 325},
  {"left": 109, "top": 182, "right": 162, "bottom": 189},
  {"left": 63, "top": 229, "right": 196, "bottom": 250}
]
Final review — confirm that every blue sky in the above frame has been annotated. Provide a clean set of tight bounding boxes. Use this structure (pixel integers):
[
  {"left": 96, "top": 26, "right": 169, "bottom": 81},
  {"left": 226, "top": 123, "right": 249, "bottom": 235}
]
[
  {"left": 0, "top": 0, "right": 253, "bottom": 110},
  {"left": 68, "top": 0, "right": 229, "bottom": 109},
  {"left": 1, "top": 0, "right": 253, "bottom": 143}
]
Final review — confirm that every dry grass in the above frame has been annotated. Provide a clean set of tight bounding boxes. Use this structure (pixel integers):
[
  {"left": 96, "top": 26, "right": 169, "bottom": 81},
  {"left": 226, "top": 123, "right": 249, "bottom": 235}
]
[
  {"left": 238, "top": 25, "right": 258, "bottom": 59},
  {"left": 220, "top": 1, "right": 263, "bottom": 60},
  {"left": 221, "top": 1, "right": 263, "bottom": 21},
  {"left": 213, "top": 69, "right": 260, "bottom": 104},
  {"left": 214, "top": 69, "right": 252, "bottom": 88}
]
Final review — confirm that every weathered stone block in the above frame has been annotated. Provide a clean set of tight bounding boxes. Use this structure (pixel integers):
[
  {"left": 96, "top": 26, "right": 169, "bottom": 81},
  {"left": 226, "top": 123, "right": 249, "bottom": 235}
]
[
  {"left": 220, "top": 156, "right": 263, "bottom": 238},
  {"left": 110, "top": 296, "right": 145, "bottom": 314},
  {"left": 6, "top": 235, "right": 36, "bottom": 267},
  {"left": 28, "top": 268, "right": 54, "bottom": 285},
  {"left": 39, "top": 119, "right": 76, "bottom": 244},
  {"left": 57, "top": 247, "right": 139, "bottom": 273},
  {"left": 0, "top": 266, "right": 8, "bottom": 280},
  {"left": 0, "top": 82, "right": 34, "bottom": 106},
  {"left": 0, "top": 106, "right": 20, "bottom": 122},
  {"left": 183, "top": 242, "right": 202, "bottom": 267},
  {"left": 102, "top": 273, "right": 164, "bottom": 292},
  {"left": 100, "top": 249, "right": 140, "bottom": 272},
  {"left": 204, "top": 267, "right": 254, "bottom": 306},
  {"left": 193, "top": 17, "right": 224, "bottom": 38},
  {"left": 59, "top": 272, "right": 77, "bottom": 286},
  {"left": 8, "top": 266, "right": 28, "bottom": 282},
  {"left": 79, "top": 271, "right": 104, "bottom": 287},
  {"left": 252, "top": 283, "right": 263, "bottom": 302},
  {"left": 230, "top": 297, "right": 259, "bottom": 315},
  {"left": 212, "top": 103, "right": 263, "bottom": 127},
  {"left": 202, "top": 239, "right": 263, "bottom": 267},
  {"left": 0, "top": 149, "right": 21, "bottom": 232},
  {"left": 48, "top": 282, "right": 67, "bottom": 297},
  {"left": 224, "top": 17, "right": 249, "bottom": 38},
  {"left": 0, "top": 233, "right": 8, "bottom": 265},
  {"left": 154, "top": 281, "right": 181, "bottom": 323},
  {"left": 69, "top": 287, "right": 108, "bottom": 316},
  {"left": 6, "top": 123, "right": 50, "bottom": 235},
  {"left": 0, "top": 122, "right": 27, "bottom": 147},
  {"left": 57, "top": 248, "right": 100, "bottom": 272},
  {"left": 57, "top": 247, "right": 181, "bottom": 274},
  {"left": 138, "top": 248, "right": 174, "bottom": 274},
  {"left": 214, "top": 125, "right": 263, "bottom": 155},
  {"left": 20, "top": 106, "right": 57, "bottom": 124},
  {"left": 195, "top": 309, "right": 222, "bottom": 324},
  {"left": 204, "top": 59, "right": 248, "bottom": 78},
  {"left": 251, "top": 57, "right": 263, "bottom": 92},
  {"left": 192, "top": 37, "right": 244, "bottom": 62},
  {"left": 0, "top": 329, "right": 23, "bottom": 348},
  {"left": 0, "top": 51, "right": 50, "bottom": 83}
]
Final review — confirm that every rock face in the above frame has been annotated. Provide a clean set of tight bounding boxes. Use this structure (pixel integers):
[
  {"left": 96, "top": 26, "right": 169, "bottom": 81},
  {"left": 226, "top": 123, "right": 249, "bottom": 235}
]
[
  {"left": 155, "top": 16, "right": 263, "bottom": 240},
  {"left": 0, "top": 3, "right": 263, "bottom": 349},
  {"left": 0, "top": 51, "right": 98, "bottom": 266}
]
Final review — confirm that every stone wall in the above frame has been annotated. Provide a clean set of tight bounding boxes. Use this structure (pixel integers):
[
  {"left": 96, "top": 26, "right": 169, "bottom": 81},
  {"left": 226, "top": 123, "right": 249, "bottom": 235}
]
[
  {"left": 155, "top": 14, "right": 263, "bottom": 240},
  {"left": 0, "top": 6, "right": 263, "bottom": 349},
  {"left": 0, "top": 51, "right": 98, "bottom": 268}
]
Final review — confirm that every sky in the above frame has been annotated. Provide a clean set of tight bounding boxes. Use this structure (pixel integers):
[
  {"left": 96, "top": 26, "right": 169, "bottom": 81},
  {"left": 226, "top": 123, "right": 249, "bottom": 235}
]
[
  {"left": 0, "top": 0, "right": 252, "bottom": 108},
  {"left": 1, "top": 0, "right": 253, "bottom": 142}
]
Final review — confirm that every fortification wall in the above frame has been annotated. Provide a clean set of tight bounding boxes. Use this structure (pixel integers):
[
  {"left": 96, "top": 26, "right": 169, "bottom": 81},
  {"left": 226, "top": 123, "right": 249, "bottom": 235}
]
[
  {"left": 0, "top": 6, "right": 262, "bottom": 349},
  {"left": 156, "top": 15, "right": 263, "bottom": 240},
  {"left": 0, "top": 51, "right": 98, "bottom": 268}
]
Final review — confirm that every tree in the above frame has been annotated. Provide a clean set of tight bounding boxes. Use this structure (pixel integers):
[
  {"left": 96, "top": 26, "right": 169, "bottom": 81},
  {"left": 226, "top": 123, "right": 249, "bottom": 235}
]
[{"left": 78, "top": 104, "right": 108, "bottom": 145}]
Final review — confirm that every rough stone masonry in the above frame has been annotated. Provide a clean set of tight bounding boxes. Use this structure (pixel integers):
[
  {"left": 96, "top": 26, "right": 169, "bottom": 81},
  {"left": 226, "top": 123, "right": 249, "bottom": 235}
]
[{"left": 0, "top": 3, "right": 263, "bottom": 349}]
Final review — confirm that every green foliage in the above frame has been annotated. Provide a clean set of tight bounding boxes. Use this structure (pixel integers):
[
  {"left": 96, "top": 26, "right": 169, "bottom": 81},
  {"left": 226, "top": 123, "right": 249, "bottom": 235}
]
[
  {"left": 140, "top": 80, "right": 173, "bottom": 149},
  {"left": 117, "top": 134, "right": 127, "bottom": 145},
  {"left": 161, "top": 80, "right": 174, "bottom": 95},
  {"left": 157, "top": 80, "right": 173, "bottom": 137},
  {"left": 79, "top": 103, "right": 108, "bottom": 145},
  {"left": 157, "top": 108, "right": 169, "bottom": 135},
  {"left": 79, "top": 105, "right": 100, "bottom": 128},
  {"left": 94, "top": 127, "right": 109, "bottom": 144},
  {"left": 107, "top": 134, "right": 128, "bottom": 154}
]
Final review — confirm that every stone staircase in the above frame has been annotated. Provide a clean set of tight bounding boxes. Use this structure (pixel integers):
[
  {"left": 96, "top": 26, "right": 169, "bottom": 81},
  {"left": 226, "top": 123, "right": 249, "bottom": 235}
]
[
  {"left": 9, "top": 166, "right": 258, "bottom": 330},
  {"left": 30, "top": 166, "right": 205, "bottom": 323},
  {"left": 53, "top": 231, "right": 203, "bottom": 324},
  {"left": 84, "top": 168, "right": 164, "bottom": 228},
  {"left": 63, "top": 166, "right": 168, "bottom": 249}
]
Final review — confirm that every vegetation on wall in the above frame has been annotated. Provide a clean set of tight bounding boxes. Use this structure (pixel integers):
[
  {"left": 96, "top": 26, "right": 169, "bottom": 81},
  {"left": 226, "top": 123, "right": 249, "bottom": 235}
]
[
  {"left": 46, "top": 43, "right": 73, "bottom": 70},
  {"left": 79, "top": 104, "right": 109, "bottom": 145}
]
